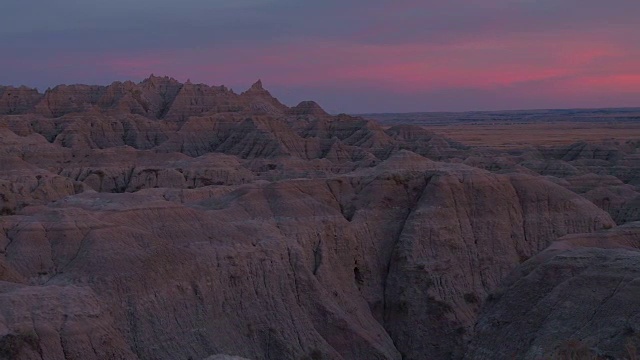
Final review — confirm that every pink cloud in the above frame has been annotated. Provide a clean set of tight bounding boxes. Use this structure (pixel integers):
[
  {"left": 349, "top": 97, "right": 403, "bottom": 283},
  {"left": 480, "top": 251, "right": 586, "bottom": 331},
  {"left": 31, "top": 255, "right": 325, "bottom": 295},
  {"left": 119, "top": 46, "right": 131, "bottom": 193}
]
[
  {"left": 219, "top": 35, "right": 637, "bottom": 95},
  {"left": 33, "top": 28, "right": 640, "bottom": 110},
  {"left": 556, "top": 74, "right": 640, "bottom": 94}
]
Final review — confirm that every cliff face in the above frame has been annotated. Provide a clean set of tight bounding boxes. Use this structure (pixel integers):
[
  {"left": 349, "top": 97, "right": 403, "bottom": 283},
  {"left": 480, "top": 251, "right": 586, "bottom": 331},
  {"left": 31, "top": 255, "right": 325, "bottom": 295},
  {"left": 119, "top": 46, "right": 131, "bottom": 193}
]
[
  {"left": 0, "top": 76, "right": 636, "bottom": 360},
  {"left": 0, "top": 162, "right": 614, "bottom": 360},
  {"left": 0, "top": 86, "right": 43, "bottom": 115},
  {"left": 383, "top": 171, "right": 613, "bottom": 359},
  {"left": 467, "top": 222, "right": 640, "bottom": 360}
]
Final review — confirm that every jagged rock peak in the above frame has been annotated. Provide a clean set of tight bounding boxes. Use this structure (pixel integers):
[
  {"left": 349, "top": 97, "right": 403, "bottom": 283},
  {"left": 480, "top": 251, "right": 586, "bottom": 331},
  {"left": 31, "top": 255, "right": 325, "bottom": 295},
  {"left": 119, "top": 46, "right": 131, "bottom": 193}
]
[
  {"left": 236, "top": 78, "right": 289, "bottom": 114},
  {"left": 140, "top": 74, "right": 181, "bottom": 87},
  {"left": 0, "top": 75, "right": 292, "bottom": 118},
  {"left": 250, "top": 79, "right": 264, "bottom": 91}
]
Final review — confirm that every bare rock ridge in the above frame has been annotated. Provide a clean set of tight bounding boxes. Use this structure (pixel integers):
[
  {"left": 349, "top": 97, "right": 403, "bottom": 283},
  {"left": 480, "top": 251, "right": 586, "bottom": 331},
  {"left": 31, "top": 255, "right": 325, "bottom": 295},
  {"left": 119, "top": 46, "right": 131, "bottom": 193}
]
[
  {"left": 0, "top": 86, "right": 42, "bottom": 115},
  {"left": 467, "top": 139, "right": 640, "bottom": 225},
  {"left": 0, "top": 76, "right": 291, "bottom": 121},
  {"left": 289, "top": 101, "right": 330, "bottom": 117},
  {"left": 0, "top": 76, "right": 638, "bottom": 360},
  {"left": 467, "top": 222, "right": 640, "bottom": 359}
]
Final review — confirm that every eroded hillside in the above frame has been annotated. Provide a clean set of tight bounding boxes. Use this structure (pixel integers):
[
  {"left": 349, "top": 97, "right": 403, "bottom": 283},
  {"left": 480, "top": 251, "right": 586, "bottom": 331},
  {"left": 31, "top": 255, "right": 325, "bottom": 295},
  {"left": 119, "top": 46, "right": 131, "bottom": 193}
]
[{"left": 0, "top": 77, "right": 638, "bottom": 360}]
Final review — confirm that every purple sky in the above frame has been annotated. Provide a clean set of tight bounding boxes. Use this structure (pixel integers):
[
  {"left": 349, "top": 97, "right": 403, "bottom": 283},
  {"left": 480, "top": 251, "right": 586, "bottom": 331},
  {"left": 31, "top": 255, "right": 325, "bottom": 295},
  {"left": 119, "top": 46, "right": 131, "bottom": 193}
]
[{"left": 2, "top": 0, "right": 639, "bottom": 113}]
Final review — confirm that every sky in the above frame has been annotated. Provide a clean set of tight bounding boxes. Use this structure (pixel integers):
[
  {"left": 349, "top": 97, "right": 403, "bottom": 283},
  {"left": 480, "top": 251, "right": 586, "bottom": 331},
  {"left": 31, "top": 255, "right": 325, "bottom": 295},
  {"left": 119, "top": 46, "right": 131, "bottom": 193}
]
[{"left": 1, "top": 0, "right": 639, "bottom": 113}]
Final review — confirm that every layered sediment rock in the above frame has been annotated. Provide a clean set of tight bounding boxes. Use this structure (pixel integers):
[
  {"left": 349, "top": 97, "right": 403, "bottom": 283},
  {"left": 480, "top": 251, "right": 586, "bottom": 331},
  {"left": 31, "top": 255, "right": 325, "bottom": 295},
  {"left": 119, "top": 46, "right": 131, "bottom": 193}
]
[
  {"left": 466, "top": 223, "right": 640, "bottom": 360},
  {"left": 0, "top": 76, "right": 636, "bottom": 360}
]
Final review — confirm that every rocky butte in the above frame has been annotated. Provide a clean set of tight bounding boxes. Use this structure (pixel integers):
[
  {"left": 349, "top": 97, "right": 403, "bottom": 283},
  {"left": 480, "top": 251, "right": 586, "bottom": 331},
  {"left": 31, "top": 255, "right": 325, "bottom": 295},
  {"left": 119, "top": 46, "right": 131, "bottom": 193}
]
[{"left": 0, "top": 76, "right": 638, "bottom": 360}]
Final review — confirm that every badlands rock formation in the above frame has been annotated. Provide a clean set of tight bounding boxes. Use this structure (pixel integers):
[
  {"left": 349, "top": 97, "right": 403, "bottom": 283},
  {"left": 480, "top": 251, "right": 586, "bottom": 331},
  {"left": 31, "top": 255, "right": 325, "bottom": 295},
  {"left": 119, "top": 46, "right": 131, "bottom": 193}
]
[
  {"left": 0, "top": 76, "right": 637, "bottom": 360},
  {"left": 467, "top": 222, "right": 640, "bottom": 359}
]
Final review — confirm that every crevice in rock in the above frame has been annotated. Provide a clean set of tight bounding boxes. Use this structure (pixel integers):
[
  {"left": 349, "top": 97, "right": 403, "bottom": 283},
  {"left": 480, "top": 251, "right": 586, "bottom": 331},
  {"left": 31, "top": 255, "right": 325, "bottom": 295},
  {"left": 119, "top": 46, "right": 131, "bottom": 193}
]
[{"left": 381, "top": 174, "right": 433, "bottom": 327}]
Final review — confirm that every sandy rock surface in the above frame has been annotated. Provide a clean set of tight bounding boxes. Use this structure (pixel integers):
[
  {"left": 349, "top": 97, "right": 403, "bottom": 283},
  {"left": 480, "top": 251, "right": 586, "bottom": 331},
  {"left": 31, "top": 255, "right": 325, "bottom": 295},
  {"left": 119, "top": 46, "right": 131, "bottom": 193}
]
[
  {"left": 467, "top": 222, "right": 640, "bottom": 359},
  {"left": 0, "top": 77, "right": 637, "bottom": 359}
]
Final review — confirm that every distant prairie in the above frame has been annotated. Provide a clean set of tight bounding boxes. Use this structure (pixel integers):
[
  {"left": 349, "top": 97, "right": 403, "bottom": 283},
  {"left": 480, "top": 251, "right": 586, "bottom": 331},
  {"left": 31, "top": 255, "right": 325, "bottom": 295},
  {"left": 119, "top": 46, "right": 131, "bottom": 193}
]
[{"left": 363, "top": 108, "right": 640, "bottom": 147}]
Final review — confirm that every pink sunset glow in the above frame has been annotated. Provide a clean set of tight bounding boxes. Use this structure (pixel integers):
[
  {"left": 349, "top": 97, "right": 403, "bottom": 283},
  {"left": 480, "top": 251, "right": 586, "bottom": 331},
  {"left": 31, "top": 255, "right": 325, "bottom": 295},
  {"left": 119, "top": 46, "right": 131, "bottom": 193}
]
[{"left": 2, "top": 1, "right": 639, "bottom": 112}]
